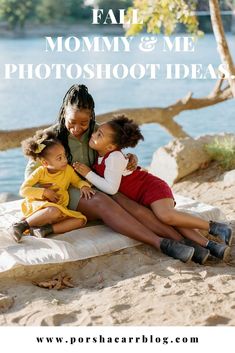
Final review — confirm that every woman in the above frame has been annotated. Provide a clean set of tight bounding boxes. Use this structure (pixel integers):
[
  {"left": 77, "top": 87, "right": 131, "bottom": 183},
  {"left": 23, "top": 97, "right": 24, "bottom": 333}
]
[{"left": 24, "top": 84, "right": 217, "bottom": 264}]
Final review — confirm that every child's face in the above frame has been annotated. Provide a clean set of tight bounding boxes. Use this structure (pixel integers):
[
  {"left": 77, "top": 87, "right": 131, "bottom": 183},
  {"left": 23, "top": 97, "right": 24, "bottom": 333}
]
[
  {"left": 89, "top": 124, "right": 116, "bottom": 155},
  {"left": 64, "top": 105, "right": 92, "bottom": 138},
  {"left": 41, "top": 144, "right": 68, "bottom": 172}
]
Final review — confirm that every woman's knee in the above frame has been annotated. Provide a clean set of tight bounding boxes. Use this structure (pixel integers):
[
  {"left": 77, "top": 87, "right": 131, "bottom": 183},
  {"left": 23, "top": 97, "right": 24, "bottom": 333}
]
[
  {"left": 87, "top": 191, "right": 110, "bottom": 207},
  {"left": 77, "top": 191, "right": 112, "bottom": 214}
]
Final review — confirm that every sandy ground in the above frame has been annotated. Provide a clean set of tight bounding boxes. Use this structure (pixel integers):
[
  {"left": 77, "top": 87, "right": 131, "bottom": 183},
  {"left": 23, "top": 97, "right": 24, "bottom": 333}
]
[{"left": 0, "top": 162, "right": 235, "bottom": 326}]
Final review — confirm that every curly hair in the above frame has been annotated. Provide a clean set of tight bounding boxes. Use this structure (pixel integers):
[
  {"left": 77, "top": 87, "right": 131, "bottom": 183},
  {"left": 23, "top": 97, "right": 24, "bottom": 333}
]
[
  {"left": 107, "top": 115, "right": 144, "bottom": 149},
  {"left": 21, "top": 130, "right": 61, "bottom": 161}
]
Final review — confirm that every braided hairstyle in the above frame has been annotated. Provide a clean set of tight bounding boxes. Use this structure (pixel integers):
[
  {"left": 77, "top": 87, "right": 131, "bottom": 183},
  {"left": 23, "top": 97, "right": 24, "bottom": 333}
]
[
  {"left": 22, "top": 130, "right": 61, "bottom": 161},
  {"left": 108, "top": 115, "right": 144, "bottom": 149},
  {"left": 57, "top": 84, "right": 96, "bottom": 164}
]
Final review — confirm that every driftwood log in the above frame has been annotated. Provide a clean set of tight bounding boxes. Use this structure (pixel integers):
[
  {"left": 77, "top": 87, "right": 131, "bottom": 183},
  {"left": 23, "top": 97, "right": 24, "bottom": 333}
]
[{"left": 0, "top": 77, "right": 232, "bottom": 151}]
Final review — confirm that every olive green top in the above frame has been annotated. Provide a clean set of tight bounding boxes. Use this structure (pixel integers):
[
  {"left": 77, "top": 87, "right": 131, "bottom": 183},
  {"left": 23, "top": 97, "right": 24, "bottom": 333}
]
[{"left": 68, "top": 129, "right": 97, "bottom": 166}]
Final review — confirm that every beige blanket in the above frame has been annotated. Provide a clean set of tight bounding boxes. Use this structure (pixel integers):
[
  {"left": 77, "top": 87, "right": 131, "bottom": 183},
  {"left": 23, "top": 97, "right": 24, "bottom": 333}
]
[{"left": 0, "top": 195, "right": 225, "bottom": 274}]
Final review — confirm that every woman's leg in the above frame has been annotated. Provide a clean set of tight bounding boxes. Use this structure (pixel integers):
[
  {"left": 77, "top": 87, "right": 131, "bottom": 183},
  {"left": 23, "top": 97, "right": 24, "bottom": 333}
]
[
  {"left": 151, "top": 198, "right": 209, "bottom": 230},
  {"left": 112, "top": 193, "right": 183, "bottom": 241},
  {"left": 77, "top": 191, "right": 161, "bottom": 248},
  {"left": 77, "top": 191, "right": 195, "bottom": 263}
]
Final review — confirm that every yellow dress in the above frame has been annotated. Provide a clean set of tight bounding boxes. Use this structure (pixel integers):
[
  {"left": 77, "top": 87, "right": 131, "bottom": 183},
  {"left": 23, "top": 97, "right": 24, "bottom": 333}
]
[{"left": 20, "top": 165, "right": 90, "bottom": 221}]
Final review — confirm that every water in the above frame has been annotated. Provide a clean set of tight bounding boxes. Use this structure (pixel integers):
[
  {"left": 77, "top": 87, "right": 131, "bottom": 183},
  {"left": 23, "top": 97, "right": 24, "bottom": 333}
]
[{"left": 0, "top": 34, "right": 235, "bottom": 195}]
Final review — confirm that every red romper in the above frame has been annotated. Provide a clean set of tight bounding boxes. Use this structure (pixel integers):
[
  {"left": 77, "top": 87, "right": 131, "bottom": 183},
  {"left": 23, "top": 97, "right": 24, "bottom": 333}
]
[{"left": 92, "top": 151, "right": 174, "bottom": 207}]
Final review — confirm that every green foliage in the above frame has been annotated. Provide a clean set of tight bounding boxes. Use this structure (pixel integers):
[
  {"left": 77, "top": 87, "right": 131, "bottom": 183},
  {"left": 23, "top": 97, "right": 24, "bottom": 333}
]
[
  {"left": 125, "top": 0, "right": 200, "bottom": 36},
  {"left": 96, "top": 0, "right": 133, "bottom": 23},
  {"left": 67, "top": 0, "right": 92, "bottom": 20},
  {"left": 36, "top": 0, "right": 70, "bottom": 23},
  {"left": 0, "top": 0, "right": 93, "bottom": 28},
  {"left": 36, "top": 0, "right": 92, "bottom": 23},
  {"left": 0, "top": 0, "right": 37, "bottom": 29},
  {"left": 205, "top": 137, "right": 235, "bottom": 170}
]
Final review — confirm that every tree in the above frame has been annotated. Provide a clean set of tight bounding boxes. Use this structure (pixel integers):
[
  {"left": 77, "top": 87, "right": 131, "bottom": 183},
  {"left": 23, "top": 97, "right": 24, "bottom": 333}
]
[
  {"left": 0, "top": 0, "right": 37, "bottom": 30},
  {"left": 67, "top": 0, "right": 92, "bottom": 20},
  {"left": 123, "top": 0, "right": 235, "bottom": 137},
  {"left": 36, "top": 0, "right": 71, "bottom": 23},
  {"left": 1, "top": 0, "right": 234, "bottom": 148},
  {"left": 36, "top": 0, "right": 91, "bottom": 23},
  {"left": 96, "top": 0, "right": 133, "bottom": 23},
  {"left": 125, "top": 0, "right": 199, "bottom": 36},
  {"left": 209, "top": 0, "right": 235, "bottom": 97}
]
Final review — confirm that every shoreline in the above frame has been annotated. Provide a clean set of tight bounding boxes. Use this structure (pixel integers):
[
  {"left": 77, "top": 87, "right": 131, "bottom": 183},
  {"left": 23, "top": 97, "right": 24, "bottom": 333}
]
[{"left": 0, "top": 23, "right": 125, "bottom": 39}]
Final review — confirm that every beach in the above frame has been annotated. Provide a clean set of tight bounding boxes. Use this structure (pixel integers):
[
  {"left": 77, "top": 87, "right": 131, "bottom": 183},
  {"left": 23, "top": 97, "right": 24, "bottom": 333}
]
[{"left": 0, "top": 161, "right": 234, "bottom": 326}]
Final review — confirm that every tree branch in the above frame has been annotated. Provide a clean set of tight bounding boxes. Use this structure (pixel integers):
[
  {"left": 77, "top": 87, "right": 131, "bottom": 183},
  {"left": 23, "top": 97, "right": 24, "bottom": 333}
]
[{"left": 0, "top": 83, "right": 232, "bottom": 151}]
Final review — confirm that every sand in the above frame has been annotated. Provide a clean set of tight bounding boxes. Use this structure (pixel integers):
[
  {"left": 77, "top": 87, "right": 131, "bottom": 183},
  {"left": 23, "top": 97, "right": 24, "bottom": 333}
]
[{"left": 0, "top": 162, "right": 235, "bottom": 326}]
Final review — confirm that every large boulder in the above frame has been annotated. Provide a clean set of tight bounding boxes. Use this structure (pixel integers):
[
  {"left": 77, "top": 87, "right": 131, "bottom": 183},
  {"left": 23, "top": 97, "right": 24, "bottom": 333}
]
[{"left": 149, "top": 133, "right": 235, "bottom": 186}]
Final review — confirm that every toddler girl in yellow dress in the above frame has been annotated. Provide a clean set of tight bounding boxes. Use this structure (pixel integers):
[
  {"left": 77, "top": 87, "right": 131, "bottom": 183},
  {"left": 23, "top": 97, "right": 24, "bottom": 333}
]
[{"left": 10, "top": 130, "right": 95, "bottom": 242}]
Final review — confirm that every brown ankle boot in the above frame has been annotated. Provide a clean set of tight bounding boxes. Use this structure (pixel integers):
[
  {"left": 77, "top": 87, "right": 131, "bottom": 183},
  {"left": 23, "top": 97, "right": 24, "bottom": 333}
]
[
  {"left": 10, "top": 220, "right": 30, "bottom": 243},
  {"left": 30, "top": 224, "right": 53, "bottom": 238},
  {"left": 209, "top": 221, "right": 233, "bottom": 246},
  {"left": 160, "top": 238, "right": 194, "bottom": 263}
]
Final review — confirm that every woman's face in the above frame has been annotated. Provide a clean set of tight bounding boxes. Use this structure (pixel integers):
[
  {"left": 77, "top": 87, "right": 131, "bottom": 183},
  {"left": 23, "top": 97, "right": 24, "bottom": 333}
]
[{"left": 64, "top": 105, "right": 92, "bottom": 138}]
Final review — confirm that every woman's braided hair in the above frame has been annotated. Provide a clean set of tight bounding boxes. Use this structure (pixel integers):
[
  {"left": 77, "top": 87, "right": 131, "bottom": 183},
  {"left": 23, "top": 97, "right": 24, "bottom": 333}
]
[{"left": 57, "top": 84, "right": 96, "bottom": 164}]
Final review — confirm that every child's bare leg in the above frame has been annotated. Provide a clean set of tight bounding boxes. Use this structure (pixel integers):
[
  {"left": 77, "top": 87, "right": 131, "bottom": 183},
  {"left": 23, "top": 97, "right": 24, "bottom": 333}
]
[
  {"left": 175, "top": 226, "right": 231, "bottom": 262},
  {"left": 112, "top": 193, "right": 183, "bottom": 241},
  {"left": 26, "top": 207, "right": 63, "bottom": 227},
  {"left": 10, "top": 207, "right": 62, "bottom": 242},
  {"left": 151, "top": 198, "right": 209, "bottom": 230},
  {"left": 175, "top": 227, "right": 208, "bottom": 247},
  {"left": 52, "top": 218, "right": 86, "bottom": 234},
  {"left": 175, "top": 227, "right": 210, "bottom": 264}
]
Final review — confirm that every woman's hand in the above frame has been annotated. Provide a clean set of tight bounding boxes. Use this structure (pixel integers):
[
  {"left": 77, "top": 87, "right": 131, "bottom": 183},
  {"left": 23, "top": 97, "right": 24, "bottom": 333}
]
[
  {"left": 126, "top": 153, "right": 138, "bottom": 171},
  {"left": 80, "top": 186, "right": 96, "bottom": 200},
  {"left": 43, "top": 188, "right": 60, "bottom": 203},
  {"left": 73, "top": 162, "right": 91, "bottom": 177}
]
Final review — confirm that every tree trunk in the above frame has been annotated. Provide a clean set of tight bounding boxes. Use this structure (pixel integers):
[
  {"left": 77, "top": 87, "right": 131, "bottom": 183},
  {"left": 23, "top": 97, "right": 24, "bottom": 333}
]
[{"left": 209, "top": 0, "right": 235, "bottom": 97}]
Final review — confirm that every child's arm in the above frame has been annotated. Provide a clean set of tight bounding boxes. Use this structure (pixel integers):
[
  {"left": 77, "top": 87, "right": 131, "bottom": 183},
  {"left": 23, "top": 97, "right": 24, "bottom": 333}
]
[
  {"left": 74, "top": 152, "right": 128, "bottom": 195},
  {"left": 69, "top": 165, "right": 91, "bottom": 189},
  {"left": 20, "top": 167, "right": 45, "bottom": 199},
  {"left": 20, "top": 167, "right": 59, "bottom": 202},
  {"left": 68, "top": 166, "right": 95, "bottom": 200}
]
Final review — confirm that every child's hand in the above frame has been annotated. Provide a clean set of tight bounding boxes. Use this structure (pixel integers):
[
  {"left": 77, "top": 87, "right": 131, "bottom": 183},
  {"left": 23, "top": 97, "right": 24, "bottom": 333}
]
[
  {"left": 43, "top": 188, "right": 60, "bottom": 203},
  {"left": 126, "top": 153, "right": 138, "bottom": 171},
  {"left": 80, "top": 186, "right": 96, "bottom": 200},
  {"left": 73, "top": 162, "right": 91, "bottom": 177}
]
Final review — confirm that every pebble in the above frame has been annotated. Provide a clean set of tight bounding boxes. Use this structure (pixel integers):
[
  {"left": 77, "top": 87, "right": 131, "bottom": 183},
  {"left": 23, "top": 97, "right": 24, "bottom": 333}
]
[{"left": 0, "top": 293, "right": 14, "bottom": 313}]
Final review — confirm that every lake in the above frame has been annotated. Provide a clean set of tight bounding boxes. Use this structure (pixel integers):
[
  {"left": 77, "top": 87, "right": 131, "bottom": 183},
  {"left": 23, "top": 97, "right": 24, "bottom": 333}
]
[{"left": 0, "top": 34, "right": 235, "bottom": 195}]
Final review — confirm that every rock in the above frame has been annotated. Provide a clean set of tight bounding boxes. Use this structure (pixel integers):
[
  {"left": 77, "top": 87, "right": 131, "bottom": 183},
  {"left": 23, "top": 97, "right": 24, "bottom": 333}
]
[
  {"left": 220, "top": 169, "right": 235, "bottom": 186},
  {"left": 0, "top": 293, "right": 14, "bottom": 313},
  {"left": 149, "top": 133, "right": 235, "bottom": 186}
]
